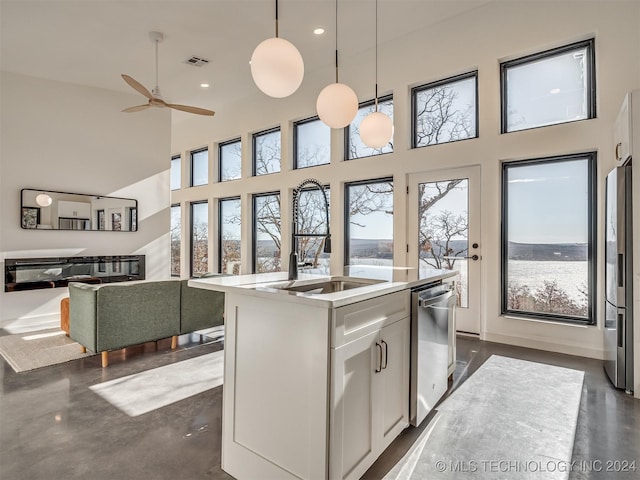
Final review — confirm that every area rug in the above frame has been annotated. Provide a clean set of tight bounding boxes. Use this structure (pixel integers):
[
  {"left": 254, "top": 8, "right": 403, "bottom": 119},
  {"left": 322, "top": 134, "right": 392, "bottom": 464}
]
[
  {"left": 384, "top": 355, "right": 585, "bottom": 480},
  {"left": 0, "top": 328, "right": 93, "bottom": 373},
  {"left": 89, "top": 349, "right": 224, "bottom": 416}
]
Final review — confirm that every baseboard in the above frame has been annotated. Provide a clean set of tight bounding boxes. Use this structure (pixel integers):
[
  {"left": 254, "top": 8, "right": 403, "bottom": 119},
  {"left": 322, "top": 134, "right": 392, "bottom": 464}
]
[{"left": 482, "top": 332, "right": 604, "bottom": 360}]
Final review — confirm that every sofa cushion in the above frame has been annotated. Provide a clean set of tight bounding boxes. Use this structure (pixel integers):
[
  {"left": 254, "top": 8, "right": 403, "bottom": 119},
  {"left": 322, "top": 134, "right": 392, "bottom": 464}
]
[{"left": 180, "top": 280, "right": 225, "bottom": 334}]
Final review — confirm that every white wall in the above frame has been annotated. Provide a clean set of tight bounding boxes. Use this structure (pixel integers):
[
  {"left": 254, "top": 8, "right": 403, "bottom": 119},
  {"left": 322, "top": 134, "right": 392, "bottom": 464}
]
[
  {"left": 0, "top": 72, "right": 171, "bottom": 331},
  {"left": 170, "top": 1, "right": 640, "bottom": 359}
]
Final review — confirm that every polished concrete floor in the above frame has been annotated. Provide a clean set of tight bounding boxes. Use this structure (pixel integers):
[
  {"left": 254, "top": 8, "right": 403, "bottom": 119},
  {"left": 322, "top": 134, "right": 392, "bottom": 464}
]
[{"left": 1, "top": 333, "right": 639, "bottom": 479}]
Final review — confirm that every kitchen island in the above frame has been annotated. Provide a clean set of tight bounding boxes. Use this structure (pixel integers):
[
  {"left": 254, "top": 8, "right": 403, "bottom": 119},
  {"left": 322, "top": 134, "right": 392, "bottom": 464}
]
[{"left": 189, "top": 269, "right": 456, "bottom": 480}]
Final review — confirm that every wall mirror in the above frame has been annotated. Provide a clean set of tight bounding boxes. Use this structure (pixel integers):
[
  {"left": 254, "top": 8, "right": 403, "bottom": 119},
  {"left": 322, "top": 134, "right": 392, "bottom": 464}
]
[{"left": 21, "top": 189, "right": 138, "bottom": 231}]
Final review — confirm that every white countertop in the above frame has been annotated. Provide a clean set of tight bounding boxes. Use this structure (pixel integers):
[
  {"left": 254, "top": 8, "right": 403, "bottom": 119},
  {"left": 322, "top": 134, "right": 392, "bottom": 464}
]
[{"left": 188, "top": 268, "right": 457, "bottom": 308}]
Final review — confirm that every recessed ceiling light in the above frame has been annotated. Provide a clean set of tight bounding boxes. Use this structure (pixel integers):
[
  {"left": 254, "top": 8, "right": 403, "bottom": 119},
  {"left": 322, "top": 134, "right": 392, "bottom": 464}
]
[
  {"left": 550, "top": 88, "right": 561, "bottom": 94},
  {"left": 314, "top": 28, "right": 325, "bottom": 35},
  {"left": 200, "top": 83, "right": 210, "bottom": 88}
]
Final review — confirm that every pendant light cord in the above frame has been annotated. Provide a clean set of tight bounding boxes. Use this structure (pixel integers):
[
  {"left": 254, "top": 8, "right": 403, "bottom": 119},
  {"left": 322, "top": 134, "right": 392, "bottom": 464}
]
[
  {"left": 155, "top": 38, "right": 159, "bottom": 88},
  {"left": 335, "top": 0, "right": 339, "bottom": 83},
  {"left": 275, "top": 0, "right": 279, "bottom": 38},
  {"left": 374, "top": 0, "right": 379, "bottom": 112}
]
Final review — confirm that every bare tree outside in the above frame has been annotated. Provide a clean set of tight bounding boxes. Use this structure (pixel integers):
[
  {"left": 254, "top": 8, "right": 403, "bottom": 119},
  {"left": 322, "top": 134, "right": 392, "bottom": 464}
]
[
  {"left": 191, "top": 202, "right": 208, "bottom": 276},
  {"left": 220, "top": 139, "right": 242, "bottom": 181},
  {"left": 220, "top": 198, "right": 241, "bottom": 275},
  {"left": 254, "top": 194, "right": 281, "bottom": 273},
  {"left": 254, "top": 129, "right": 281, "bottom": 175},
  {"left": 414, "top": 74, "right": 477, "bottom": 147},
  {"left": 296, "top": 118, "right": 330, "bottom": 168},
  {"left": 170, "top": 205, "right": 180, "bottom": 276},
  {"left": 346, "top": 180, "right": 394, "bottom": 264},
  {"left": 296, "top": 188, "right": 331, "bottom": 272}
]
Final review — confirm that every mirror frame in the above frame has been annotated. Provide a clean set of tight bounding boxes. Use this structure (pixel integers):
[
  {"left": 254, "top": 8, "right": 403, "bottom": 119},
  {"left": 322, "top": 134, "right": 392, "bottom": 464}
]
[{"left": 20, "top": 188, "right": 138, "bottom": 232}]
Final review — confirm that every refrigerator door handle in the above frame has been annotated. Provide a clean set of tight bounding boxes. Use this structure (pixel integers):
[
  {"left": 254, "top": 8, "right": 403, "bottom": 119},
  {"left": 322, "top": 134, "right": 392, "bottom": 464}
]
[
  {"left": 617, "top": 311, "right": 624, "bottom": 348},
  {"left": 618, "top": 253, "right": 625, "bottom": 287}
]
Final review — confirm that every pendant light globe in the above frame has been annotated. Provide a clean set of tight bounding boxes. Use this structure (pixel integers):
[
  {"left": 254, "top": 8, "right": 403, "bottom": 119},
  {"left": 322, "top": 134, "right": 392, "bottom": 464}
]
[
  {"left": 251, "top": 37, "right": 304, "bottom": 98},
  {"left": 36, "top": 193, "right": 52, "bottom": 207},
  {"left": 316, "top": 82, "right": 358, "bottom": 129},
  {"left": 360, "top": 110, "right": 393, "bottom": 148}
]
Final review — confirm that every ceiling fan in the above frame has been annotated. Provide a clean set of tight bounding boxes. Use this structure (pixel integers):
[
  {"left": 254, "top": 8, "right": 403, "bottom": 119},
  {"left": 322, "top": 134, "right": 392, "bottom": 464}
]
[{"left": 121, "top": 31, "right": 215, "bottom": 116}]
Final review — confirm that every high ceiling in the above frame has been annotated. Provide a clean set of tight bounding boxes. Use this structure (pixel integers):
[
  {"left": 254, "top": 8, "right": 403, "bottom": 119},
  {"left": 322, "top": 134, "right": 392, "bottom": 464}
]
[{"left": 1, "top": 1, "right": 490, "bottom": 115}]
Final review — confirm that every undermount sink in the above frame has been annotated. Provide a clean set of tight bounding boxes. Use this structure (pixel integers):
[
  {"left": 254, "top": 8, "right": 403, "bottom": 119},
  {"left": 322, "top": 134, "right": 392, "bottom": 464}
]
[{"left": 257, "top": 277, "right": 385, "bottom": 295}]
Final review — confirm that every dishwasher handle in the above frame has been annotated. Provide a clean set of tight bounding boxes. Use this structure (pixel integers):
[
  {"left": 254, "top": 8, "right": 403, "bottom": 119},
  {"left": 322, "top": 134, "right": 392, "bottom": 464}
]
[{"left": 419, "top": 289, "right": 453, "bottom": 307}]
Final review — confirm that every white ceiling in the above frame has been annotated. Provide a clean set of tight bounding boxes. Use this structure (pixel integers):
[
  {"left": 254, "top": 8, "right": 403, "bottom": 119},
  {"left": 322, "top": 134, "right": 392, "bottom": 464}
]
[{"left": 1, "top": 0, "right": 490, "bottom": 114}]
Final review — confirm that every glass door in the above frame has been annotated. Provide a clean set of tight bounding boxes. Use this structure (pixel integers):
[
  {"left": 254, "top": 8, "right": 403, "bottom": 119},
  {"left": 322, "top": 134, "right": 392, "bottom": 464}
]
[{"left": 408, "top": 166, "right": 481, "bottom": 334}]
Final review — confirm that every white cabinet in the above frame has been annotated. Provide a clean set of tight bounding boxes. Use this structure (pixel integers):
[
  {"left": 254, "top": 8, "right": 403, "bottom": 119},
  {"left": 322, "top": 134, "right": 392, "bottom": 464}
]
[
  {"left": 57, "top": 200, "right": 91, "bottom": 218},
  {"left": 614, "top": 93, "right": 632, "bottom": 165},
  {"left": 331, "top": 316, "right": 409, "bottom": 480},
  {"left": 448, "top": 298, "right": 456, "bottom": 377}
]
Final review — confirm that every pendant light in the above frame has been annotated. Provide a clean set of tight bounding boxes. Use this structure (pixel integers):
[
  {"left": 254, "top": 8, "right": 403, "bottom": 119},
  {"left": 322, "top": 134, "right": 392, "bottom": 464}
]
[
  {"left": 251, "top": 0, "right": 304, "bottom": 98},
  {"left": 316, "top": 0, "right": 358, "bottom": 128},
  {"left": 36, "top": 193, "right": 52, "bottom": 207},
  {"left": 359, "top": 0, "right": 393, "bottom": 148}
]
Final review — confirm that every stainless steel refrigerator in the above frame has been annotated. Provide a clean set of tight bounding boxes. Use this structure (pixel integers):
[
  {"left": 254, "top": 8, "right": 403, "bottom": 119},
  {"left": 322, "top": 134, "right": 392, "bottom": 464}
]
[{"left": 604, "top": 164, "right": 633, "bottom": 391}]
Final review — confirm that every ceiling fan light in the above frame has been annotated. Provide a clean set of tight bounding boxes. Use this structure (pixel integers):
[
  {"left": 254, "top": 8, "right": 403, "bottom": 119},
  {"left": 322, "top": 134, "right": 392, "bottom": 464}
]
[
  {"left": 250, "top": 37, "right": 304, "bottom": 98},
  {"left": 316, "top": 82, "right": 358, "bottom": 128},
  {"left": 36, "top": 193, "right": 52, "bottom": 207},
  {"left": 360, "top": 111, "right": 394, "bottom": 148}
]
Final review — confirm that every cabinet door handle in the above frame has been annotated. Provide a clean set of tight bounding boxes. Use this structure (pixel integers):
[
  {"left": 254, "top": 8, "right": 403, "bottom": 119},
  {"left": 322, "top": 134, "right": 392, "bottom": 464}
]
[
  {"left": 375, "top": 342, "right": 383, "bottom": 373},
  {"left": 615, "top": 142, "right": 622, "bottom": 161},
  {"left": 381, "top": 340, "right": 388, "bottom": 370}
]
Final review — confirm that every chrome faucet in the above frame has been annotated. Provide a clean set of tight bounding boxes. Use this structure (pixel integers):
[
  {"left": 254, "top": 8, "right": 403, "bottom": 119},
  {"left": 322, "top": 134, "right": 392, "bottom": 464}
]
[{"left": 288, "top": 178, "right": 331, "bottom": 280}]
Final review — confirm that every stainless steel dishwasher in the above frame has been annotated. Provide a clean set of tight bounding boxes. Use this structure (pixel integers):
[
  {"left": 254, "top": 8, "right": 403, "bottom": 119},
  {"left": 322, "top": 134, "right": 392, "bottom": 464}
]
[{"left": 410, "top": 282, "right": 455, "bottom": 427}]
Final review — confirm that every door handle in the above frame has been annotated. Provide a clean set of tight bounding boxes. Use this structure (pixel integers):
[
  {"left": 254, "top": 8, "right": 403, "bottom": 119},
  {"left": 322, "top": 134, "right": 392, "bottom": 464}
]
[
  {"left": 615, "top": 142, "right": 622, "bottom": 161},
  {"left": 443, "top": 255, "right": 480, "bottom": 261},
  {"left": 381, "top": 340, "right": 388, "bottom": 370},
  {"left": 375, "top": 342, "right": 383, "bottom": 373}
]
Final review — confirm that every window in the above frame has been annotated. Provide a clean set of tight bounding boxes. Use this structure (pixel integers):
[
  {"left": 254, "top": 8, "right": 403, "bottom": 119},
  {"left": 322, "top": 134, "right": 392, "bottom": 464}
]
[
  {"left": 501, "top": 152, "right": 596, "bottom": 324},
  {"left": 296, "top": 186, "right": 330, "bottom": 274},
  {"left": 219, "top": 197, "right": 241, "bottom": 275},
  {"left": 412, "top": 71, "right": 478, "bottom": 148},
  {"left": 190, "top": 148, "right": 208, "bottom": 186},
  {"left": 219, "top": 138, "right": 242, "bottom": 182},
  {"left": 253, "top": 193, "right": 281, "bottom": 273},
  {"left": 346, "top": 95, "right": 393, "bottom": 159},
  {"left": 190, "top": 201, "right": 209, "bottom": 277},
  {"left": 294, "top": 116, "right": 331, "bottom": 168},
  {"left": 501, "top": 39, "right": 595, "bottom": 133},
  {"left": 171, "top": 204, "right": 181, "bottom": 277},
  {"left": 253, "top": 128, "right": 281, "bottom": 175},
  {"left": 345, "top": 179, "right": 394, "bottom": 266},
  {"left": 170, "top": 155, "right": 181, "bottom": 190}
]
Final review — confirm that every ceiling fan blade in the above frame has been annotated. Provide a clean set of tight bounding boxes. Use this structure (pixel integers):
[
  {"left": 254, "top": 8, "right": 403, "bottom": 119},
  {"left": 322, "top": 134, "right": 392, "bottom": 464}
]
[
  {"left": 121, "top": 74, "right": 153, "bottom": 99},
  {"left": 166, "top": 103, "right": 215, "bottom": 116},
  {"left": 122, "top": 104, "right": 151, "bottom": 113}
]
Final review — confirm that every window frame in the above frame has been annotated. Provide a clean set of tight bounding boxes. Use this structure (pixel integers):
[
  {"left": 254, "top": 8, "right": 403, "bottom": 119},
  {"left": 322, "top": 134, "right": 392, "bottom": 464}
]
[
  {"left": 252, "top": 191, "right": 281, "bottom": 273},
  {"left": 252, "top": 126, "right": 281, "bottom": 176},
  {"left": 218, "top": 138, "right": 242, "bottom": 183},
  {"left": 170, "top": 155, "right": 181, "bottom": 191},
  {"left": 344, "top": 177, "right": 394, "bottom": 265},
  {"left": 345, "top": 94, "right": 394, "bottom": 161},
  {"left": 190, "top": 147, "right": 209, "bottom": 187},
  {"left": 170, "top": 203, "right": 181, "bottom": 277},
  {"left": 500, "top": 38, "right": 596, "bottom": 134},
  {"left": 218, "top": 196, "right": 242, "bottom": 274},
  {"left": 293, "top": 116, "right": 331, "bottom": 169},
  {"left": 189, "top": 200, "right": 209, "bottom": 278},
  {"left": 500, "top": 152, "right": 597, "bottom": 325},
  {"left": 411, "top": 71, "right": 479, "bottom": 149}
]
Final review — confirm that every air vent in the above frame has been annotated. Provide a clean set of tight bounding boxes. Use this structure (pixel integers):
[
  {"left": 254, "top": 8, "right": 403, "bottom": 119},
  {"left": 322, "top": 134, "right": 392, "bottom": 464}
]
[{"left": 184, "top": 56, "right": 210, "bottom": 67}]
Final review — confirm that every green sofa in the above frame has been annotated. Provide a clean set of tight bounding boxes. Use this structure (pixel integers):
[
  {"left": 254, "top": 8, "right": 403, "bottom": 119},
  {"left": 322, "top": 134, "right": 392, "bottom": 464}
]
[{"left": 68, "top": 279, "right": 224, "bottom": 367}]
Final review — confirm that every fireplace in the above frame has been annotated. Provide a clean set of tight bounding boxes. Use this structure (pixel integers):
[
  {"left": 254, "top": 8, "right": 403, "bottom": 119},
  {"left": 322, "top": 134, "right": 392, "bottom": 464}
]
[{"left": 4, "top": 255, "right": 145, "bottom": 292}]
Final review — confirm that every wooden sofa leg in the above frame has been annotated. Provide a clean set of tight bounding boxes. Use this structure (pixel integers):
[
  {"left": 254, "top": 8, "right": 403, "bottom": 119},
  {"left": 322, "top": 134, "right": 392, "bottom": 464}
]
[
  {"left": 101, "top": 351, "right": 109, "bottom": 368},
  {"left": 171, "top": 336, "right": 178, "bottom": 350},
  {"left": 80, "top": 346, "right": 86, "bottom": 354}
]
